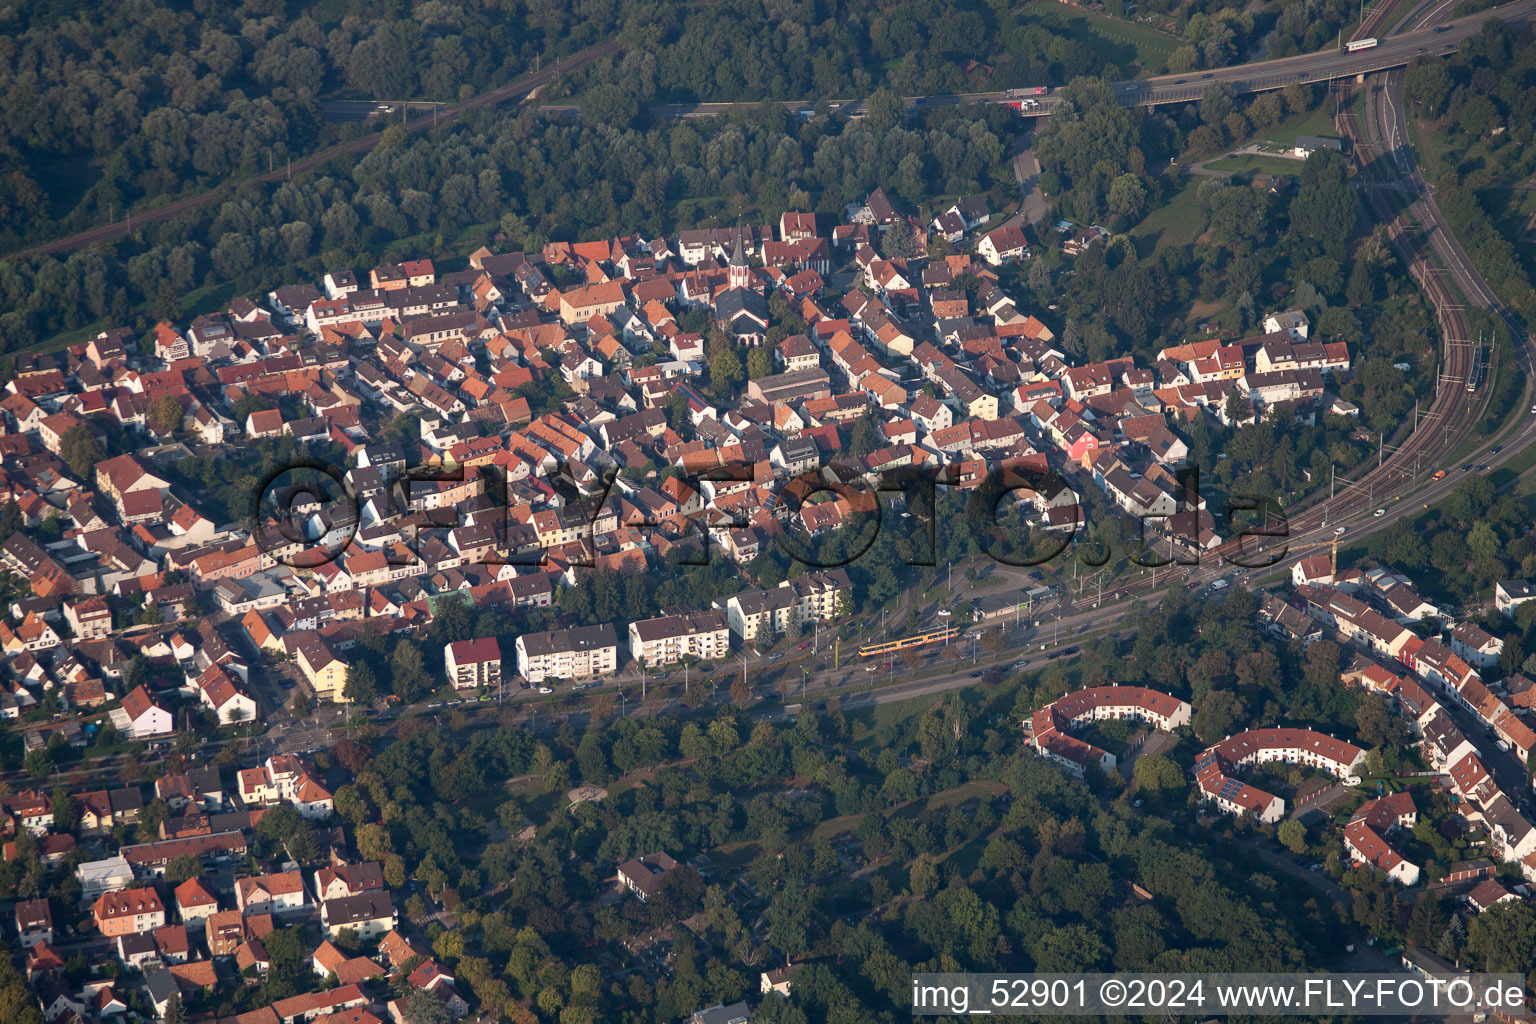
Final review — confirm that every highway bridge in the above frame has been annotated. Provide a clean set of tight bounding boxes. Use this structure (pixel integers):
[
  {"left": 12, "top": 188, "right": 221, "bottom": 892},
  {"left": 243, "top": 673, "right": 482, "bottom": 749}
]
[{"left": 634, "top": 0, "right": 1536, "bottom": 120}]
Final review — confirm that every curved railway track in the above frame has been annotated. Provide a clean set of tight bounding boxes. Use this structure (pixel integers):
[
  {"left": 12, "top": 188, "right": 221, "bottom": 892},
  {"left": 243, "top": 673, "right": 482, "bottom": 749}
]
[{"left": 1068, "top": 1, "right": 1528, "bottom": 601}]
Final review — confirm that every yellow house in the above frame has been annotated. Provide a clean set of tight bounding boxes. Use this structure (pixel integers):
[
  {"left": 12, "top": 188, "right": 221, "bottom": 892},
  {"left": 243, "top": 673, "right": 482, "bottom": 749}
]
[
  {"left": 967, "top": 393, "right": 1000, "bottom": 421},
  {"left": 557, "top": 280, "right": 626, "bottom": 324},
  {"left": 293, "top": 635, "right": 350, "bottom": 703}
]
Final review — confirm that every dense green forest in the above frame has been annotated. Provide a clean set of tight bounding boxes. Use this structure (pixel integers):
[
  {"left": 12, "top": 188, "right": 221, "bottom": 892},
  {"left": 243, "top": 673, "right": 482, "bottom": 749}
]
[
  {"left": 0, "top": 0, "right": 1392, "bottom": 259},
  {"left": 0, "top": 96, "right": 1018, "bottom": 355},
  {"left": 0, "top": 0, "right": 628, "bottom": 252},
  {"left": 0, "top": 0, "right": 1162, "bottom": 255},
  {"left": 1405, "top": 19, "right": 1536, "bottom": 325}
]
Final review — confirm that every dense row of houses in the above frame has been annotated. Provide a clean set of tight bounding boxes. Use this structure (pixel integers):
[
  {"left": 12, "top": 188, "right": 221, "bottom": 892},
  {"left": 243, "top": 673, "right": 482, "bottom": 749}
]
[
  {"left": 2, "top": 747, "right": 481, "bottom": 1024},
  {"left": 1286, "top": 565, "right": 1536, "bottom": 886},
  {"left": 0, "top": 181, "right": 1356, "bottom": 725}
]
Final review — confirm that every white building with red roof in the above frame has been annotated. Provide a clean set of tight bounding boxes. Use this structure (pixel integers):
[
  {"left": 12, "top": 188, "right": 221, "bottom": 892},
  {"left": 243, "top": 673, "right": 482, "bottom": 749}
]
[
  {"left": 1343, "top": 793, "right": 1420, "bottom": 885},
  {"left": 444, "top": 637, "right": 502, "bottom": 691},
  {"left": 1195, "top": 728, "right": 1364, "bottom": 824},
  {"left": 1029, "top": 686, "right": 1191, "bottom": 779},
  {"left": 110, "top": 685, "right": 173, "bottom": 740}
]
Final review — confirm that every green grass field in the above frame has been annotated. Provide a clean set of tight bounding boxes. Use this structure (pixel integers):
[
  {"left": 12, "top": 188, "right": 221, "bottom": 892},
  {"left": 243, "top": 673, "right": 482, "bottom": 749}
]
[
  {"left": 1021, "top": 0, "right": 1179, "bottom": 76},
  {"left": 1259, "top": 105, "right": 1337, "bottom": 151},
  {"left": 1130, "top": 175, "right": 1204, "bottom": 252},
  {"left": 1205, "top": 154, "right": 1309, "bottom": 176}
]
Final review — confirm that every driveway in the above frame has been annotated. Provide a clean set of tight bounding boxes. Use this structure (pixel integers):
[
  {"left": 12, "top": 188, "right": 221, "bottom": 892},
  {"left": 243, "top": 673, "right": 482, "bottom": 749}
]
[{"left": 1008, "top": 132, "right": 1048, "bottom": 227}]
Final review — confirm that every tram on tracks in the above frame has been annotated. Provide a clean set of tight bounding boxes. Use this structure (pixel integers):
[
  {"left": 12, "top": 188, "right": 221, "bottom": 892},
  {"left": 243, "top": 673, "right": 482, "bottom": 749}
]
[{"left": 857, "top": 626, "right": 961, "bottom": 658}]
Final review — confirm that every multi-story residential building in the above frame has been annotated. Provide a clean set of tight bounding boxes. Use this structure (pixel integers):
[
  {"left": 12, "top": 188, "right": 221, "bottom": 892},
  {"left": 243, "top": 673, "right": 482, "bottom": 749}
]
[
  {"left": 63, "top": 596, "right": 113, "bottom": 639},
  {"left": 628, "top": 610, "right": 732, "bottom": 667},
  {"left": 1028, "top": 686, "right": 1192, "bottom": 778},
  {"left": 445, "top": 637, "right": 502, "bottom": 690},
  {"left": 617, "top": 852, "right": 679, "bottom": 902},
  {"left": 235, "top": 871, "right": 309, "bottom": 915},
  {"left": 515, "top": 624, "right": 619, "bottom": 684},
  {"left": 718, "top": 569, "right": 851, "bottom": 644},
  {"left": 320, "top": 891, "right": 397, "bottom": 940},
  {"left": 313, "top": 862, "right": 384, "bottom": 903},
  {"left": 3, "top": 788, "right": 55, "bottom": 835},
  {"left": 175, "top": 877, "right": 220, "bottom": 929},
  {"left": 1449, "top": 622, "right": 1503, "bottom": 669},
  {"left": 292, "top": 633, "right": 349, "bottom": 703},
  {"left": 93, "top": 887, "right": 167, "bottom": 938},
  {"left": 15, "top": 897, "right": 53, "bottom": 947},
  {"left": 110, "top": 685, "right": 173, "bottom": 740},
  {"left": 1496, "top": 579, "right": 1536, "bottom": 614},
  {"left": 238, "top": 755, "right": 333, "bottom": 820},
  {"left": 1343, "top": 793, "right": 1420, "bottom": 886},
  {"left": 1195, "top": 729, "right": 1365, "bottom": 824}
]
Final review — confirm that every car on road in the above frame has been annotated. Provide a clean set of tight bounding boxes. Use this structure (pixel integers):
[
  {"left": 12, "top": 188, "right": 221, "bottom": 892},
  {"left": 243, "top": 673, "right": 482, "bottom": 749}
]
[
  {"left": 1174, "top": 79, "right": 1186, "bottom": 84},
  {"left": 1373, "top": 508, "right": 1385, "bottom": 517},
  {"left": 968, "top": 671, "right": 982, "bottom": 679},
  {"left": 1462, "top": 463, "right": 1473, "bottom": 472},
  {"left": 770, "top": 653, "right": 783, "bottom": 660},
  {"left": 1201, "top": 72, "right": 1214, "bottom": 78},
  {"left": 1491, "top": 445, "right": 1503, "bottom": 454},
  {"left": 796, "top": 643, "right": 808, "bottom": 649},
  {"left": 1334, "top": 526, "right": 1347, "bottom": 535},
  {"left": 537, "top": 686, "right": 553, "bottom": 694},
  {"left": 1477, "top": 464, "right": 1488, "bottom": 471}
]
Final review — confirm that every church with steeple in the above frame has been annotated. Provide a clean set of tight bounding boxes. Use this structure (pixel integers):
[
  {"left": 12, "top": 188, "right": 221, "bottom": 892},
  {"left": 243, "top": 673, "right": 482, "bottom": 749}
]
[{"left": 713, "top": 222, "right": 769, "bottom": 345}]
